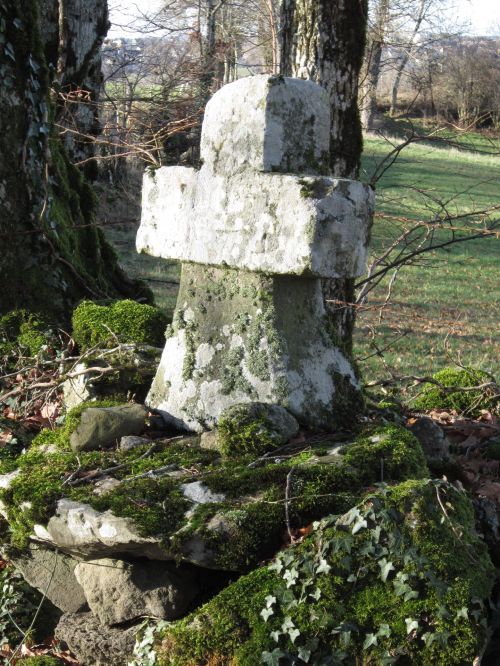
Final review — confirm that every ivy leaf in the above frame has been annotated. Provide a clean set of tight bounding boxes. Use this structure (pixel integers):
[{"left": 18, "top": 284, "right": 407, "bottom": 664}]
[
  {"left": 456, "top": 607, "right": 468, "bottom": 620},
  {"left": 352, "top": 517, "right": 368, "bottom": 534},
  {"left": 283, "top": 567, "right": 299, "bottom": 588},
  {"left": 363, "top": 633, "right": 378, "bottom": 649},
  {"left": 377, "top": 624, "right": 391, "bottom": 638},
  {"left": 289, "top": 627, "right": 300, "bottom": 644},
  {"left": 316, "top": 558, "right": 331, "bottom": 575},
  {"left": 260, "top": 607, "right": 274, "bottom": 622},
  {"left": 405, "top": 618, "right": 419, "bottom": 635},
  {"left": 270, "top": 631, "right": 282, "bottom": 643},
  {"left": 298, "top": 647, "right": 311, "bottom": 663},
  {"left": 310, "top": 587, "right": 322, "bottom": 601},
  {"left": 265, "top": 595, "right": 277, "bottom": 608},
  {"left": 378, "top": 558, "right": 395, "bottom": 582},
  {"left": 262, "top": 649, "right": 286, "bottom": 666},
  {"left": 422, "top": 632, "right": 436, "bottom": 647},
  {"left": 281, "top": 616, "right": 295, "bottom": 633}
]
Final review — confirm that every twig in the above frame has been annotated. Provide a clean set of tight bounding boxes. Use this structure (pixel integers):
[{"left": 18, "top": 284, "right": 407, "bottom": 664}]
[{"left": 285, "top": 467, "right": 295, "bottom": 543}]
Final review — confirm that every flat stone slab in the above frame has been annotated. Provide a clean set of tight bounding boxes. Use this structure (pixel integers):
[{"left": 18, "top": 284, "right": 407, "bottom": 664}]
[
  {"left": 32, "top": 499, "right": 169, "bottom": 560},
  {"left": 138, "top": 168, "right": 372, "bottom": 278}
]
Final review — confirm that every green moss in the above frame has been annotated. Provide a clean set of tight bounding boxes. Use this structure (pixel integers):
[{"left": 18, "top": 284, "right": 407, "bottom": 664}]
[
  {"left": 343, "top": 424, "right": 428, "bottom": 484},
  {"left": 72, "top": 300, "right": 167, "bottom": 350},
  {"left": 217, "top": 411, "right": 281, "bottom": 458},
  {"left": 154, "top": 480, "right": 494, "bottom": 666},
  {"left": 413, "top": 367, "right": 497, "bottom": 417},
  {"left": 0, "top": 309, "right": 49, "bottom": 359}
]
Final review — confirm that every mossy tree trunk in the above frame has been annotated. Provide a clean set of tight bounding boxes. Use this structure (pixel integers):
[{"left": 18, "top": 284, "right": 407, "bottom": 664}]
[
  {"left": 0, "top": 0, "right": 150, "bottom": 322},
  {"left": 280, "top": 0, "right": 369, "bottom": 353}
]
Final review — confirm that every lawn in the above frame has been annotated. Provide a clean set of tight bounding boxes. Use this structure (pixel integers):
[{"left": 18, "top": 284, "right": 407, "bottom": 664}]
[
  {"left": 100, "top": 123, "right": 500, "bottom": 385},
  {"left": 355, "top": 127, "right": 500, "bottom": 382}
]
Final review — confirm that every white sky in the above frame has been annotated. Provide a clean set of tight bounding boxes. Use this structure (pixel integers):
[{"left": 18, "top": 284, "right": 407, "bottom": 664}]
[{"left": 108, "top": 0, "right": 500, "bottom": 37}]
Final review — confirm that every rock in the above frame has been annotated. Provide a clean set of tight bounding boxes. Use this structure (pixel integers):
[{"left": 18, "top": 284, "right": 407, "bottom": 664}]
[
  {"left": 62, "top": 344, "right": 162, "bottom": 411},
  {"left": 93, "top": 476, "right": 123, "bottom": 496},
  {"left": 74, "top": 558, "right": 198, "bottom": 625},
  {"left": 217, "top": 402, "right": 300, "bottom": 456},
  {"left": 199, "top": 430, "right": 220, "bottom": 451},
  {"left": 138, "top": 75, "right": 372, "bottom": 433},
  {"left": 407, "top": 416, "right": 450, "bottom": 461},
  {"left": 119, "top": 435, "right": 151, "bottom": 451},
  {"left": 32, "top": 498, "right": 169, "bottom": 560},
  {"left": 181, "top": 481, "right": 226, "bottom": 504},
  {"left": 55, "top": 612, "right": 137, "bottom": 666},
  {"left": 10, "top": 543, "right": 87, "bottom": 613},
  {"left": 70, "top": 404, "right": 148, "bottom": 452},
  {"left": 0, "top": 468, "right": 20, "bottom": 489}
]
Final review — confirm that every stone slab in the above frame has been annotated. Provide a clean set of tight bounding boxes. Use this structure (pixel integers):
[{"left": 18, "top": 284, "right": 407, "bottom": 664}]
[
  {"left": 74, "top": 558, "right": 198, "bottom": 625},
  {"left": 32, "top": 499, "right": 169, "bottom": 560},
  {"left": 10, "top": 543, "right": 87, "bottom": 613},
  {"left": 138, "top": 168, "right": 372, "bottom": 278}
]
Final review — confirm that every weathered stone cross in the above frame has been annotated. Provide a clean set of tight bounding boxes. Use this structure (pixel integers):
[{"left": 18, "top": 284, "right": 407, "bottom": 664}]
[{"left": 137, "top": 75, "right": 373, "bottom": 432}]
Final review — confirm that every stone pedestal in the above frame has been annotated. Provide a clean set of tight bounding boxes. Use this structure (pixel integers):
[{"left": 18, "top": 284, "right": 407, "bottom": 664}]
[{"left": 137, "top": 75, "right": 373, "bottom": 432}]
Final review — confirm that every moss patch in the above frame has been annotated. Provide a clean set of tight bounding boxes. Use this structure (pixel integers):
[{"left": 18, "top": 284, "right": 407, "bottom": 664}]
[
  {"left": 0, "top": 422, "right": 428, "bottom": 569},
  {"left": 72, "top": 300, "right": 168, "bottom": 350},
  {"left": 412, "top": 367, "right": 497, "bottom": 417},
  {"left": 154, "top": 480, "right": 494, "bottom": 666}
]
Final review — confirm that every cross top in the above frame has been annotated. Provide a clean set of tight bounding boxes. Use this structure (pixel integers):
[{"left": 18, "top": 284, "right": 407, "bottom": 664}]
[{"left": 200, "top": 75, "right": 330, "bottom": 176}]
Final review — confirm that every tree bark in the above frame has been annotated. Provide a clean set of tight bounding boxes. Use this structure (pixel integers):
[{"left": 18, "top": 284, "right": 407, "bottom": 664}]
[
  {"left": 0, "top": 0, "right": 151, "bottom": 321},
  {"left": 280, "top": 0, "right": 369, "bottom": 353},
  {"left": 360, "top": 0, "right": 389, "bottom": 131}
]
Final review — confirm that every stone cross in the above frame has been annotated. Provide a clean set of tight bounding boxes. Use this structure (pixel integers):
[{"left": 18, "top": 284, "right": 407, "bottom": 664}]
[{"left": 137, "top": 75, "right": 374, "bottom": 433}]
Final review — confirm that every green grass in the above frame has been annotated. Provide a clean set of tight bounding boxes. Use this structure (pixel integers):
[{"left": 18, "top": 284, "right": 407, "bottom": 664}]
[{"left": 355, "top": 128, "right": 500, "bottom": 382}]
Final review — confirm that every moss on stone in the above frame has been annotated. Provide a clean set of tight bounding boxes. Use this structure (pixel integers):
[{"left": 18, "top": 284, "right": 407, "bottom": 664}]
[
  {"left": 343, "top": 424, "right": 428, "bottom": 484},
  {"left": 155, "top": 480, "right": 494, "bottom": 666},
  {"left": 412, "top": 367, "right": 497, "bottom": 417},
  {"left": 72, "top": 300, "right": 168, "bottom": 351}
]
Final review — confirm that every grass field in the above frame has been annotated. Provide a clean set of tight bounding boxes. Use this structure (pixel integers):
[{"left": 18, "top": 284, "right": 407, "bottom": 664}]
[
  {"left": 354, "top": 125, "right": 499, "bottom": 382},
  {"left": 100, "top": 121, "right": 500, "bottom": 385}
]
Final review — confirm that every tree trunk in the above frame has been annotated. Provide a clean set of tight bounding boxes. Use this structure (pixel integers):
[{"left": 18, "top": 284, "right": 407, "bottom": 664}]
[
  {"left": 389, "top": 0, "right": 427, "bottom": 117},
  {"left": 360, "top": 0, "right": 389, "bottom": 131},
  {"left": 280, "top": 0, "right": 369, "bottom": 354},
  {"left": 0, "top": 0, "right": 151, "bottom": 321}
]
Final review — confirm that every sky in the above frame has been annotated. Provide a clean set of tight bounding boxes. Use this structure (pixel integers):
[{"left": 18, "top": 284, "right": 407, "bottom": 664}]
[{"left": 108, "top": 0, "right": 500, "bottom": 38}]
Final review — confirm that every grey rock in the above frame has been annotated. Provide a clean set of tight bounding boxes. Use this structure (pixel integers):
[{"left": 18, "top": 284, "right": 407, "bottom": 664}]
[
  {"left": 181, "top": 481, "right": 226, "bottom": 504},
  {"left": 10, "top": 543, "right": 87, "bottom": 613},
  {"left": 199, "top": 430, "right": 220, "bottom": 451},
  {"left": 220, "top": 402, "right": 300, "bottom": 446},
  {"left": 55, "top": 611, "right": 137, "bottom": 666},
  {"left": 70, "top": 404, "right": 147, "bottom": 452},
  {"left": 119, "top": 435, "right": 151, "bottom": 451},
  {"left": 408, "top": 417, "right": 450, "bottom": 461},
  {"left": 93, "top": 476, "right": 122, "bottom": 496},
  {"left": 32, "top": 498, "right": 169, "bottom": 560},
  {"left": 74, "top": 558, "right": 198, "bottom": 625}
]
